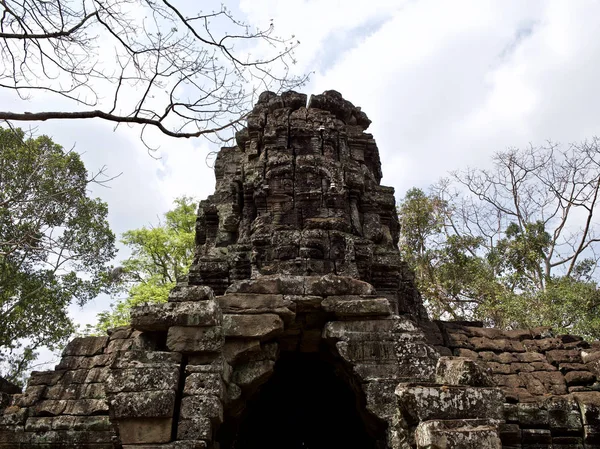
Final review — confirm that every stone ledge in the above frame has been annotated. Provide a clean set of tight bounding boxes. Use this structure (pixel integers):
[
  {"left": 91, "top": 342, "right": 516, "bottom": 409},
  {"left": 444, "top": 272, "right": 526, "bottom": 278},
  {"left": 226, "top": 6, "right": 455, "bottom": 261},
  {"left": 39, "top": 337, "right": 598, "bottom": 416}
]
[
  {"left": 131, "top": 300, "right": 222, "bottom": 331},
  {"left": 225, "top": 274, "right": 375, "bottom": 296},
  {"left": 321, "top": 296, "right": 391, "bottom": 317},
  {"left": 415, "top": 419, "right": 502, "bottom": 449},
  {"left": 395, "top": 383, "right": 505, "bottom": 422}
]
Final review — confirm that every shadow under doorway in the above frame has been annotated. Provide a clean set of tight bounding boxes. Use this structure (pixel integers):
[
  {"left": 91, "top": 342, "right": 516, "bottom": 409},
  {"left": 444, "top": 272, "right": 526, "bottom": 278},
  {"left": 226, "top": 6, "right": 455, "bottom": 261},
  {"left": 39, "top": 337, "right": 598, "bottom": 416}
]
[{"left": 217, "top": 351, "right": 382, "bottom": 449}]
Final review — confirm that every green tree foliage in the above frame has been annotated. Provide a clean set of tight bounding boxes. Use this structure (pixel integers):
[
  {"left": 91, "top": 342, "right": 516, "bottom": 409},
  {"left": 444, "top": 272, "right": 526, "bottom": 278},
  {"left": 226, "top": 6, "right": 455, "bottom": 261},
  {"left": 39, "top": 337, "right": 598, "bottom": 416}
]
[
  {"left": 0, "top": 127, "right": 116, "bottom": 383},
  {"left": 398, "top": 139, "right": 600, "bottom": 338},
  {"left": 94, "top": 197, "right": 196, "bottom": 333},
  {"left": 398, "top": 188, "right": 498, "bottom": 321}
]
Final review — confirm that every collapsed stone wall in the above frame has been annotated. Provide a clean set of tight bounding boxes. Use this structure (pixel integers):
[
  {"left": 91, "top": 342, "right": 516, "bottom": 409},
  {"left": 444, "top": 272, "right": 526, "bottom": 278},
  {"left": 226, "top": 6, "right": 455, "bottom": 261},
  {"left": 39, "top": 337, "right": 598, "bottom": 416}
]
[
  {"left": 428, "top": 321, "right": 600, "bottom": 448},
  {"left": 1, "top": 91, "right": 600, "bottom": 449}
]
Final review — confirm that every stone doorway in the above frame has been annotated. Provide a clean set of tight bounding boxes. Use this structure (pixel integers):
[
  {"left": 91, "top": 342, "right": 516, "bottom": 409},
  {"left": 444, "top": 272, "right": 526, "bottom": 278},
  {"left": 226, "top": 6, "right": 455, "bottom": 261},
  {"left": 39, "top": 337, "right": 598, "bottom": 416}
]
[{"left": 217, "top": 350, "right": 384, "bottom": 449}]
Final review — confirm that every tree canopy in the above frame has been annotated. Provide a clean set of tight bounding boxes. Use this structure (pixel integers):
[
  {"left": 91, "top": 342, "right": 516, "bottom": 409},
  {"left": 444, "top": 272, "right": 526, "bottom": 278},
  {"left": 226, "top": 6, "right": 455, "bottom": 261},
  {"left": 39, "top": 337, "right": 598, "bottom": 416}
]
[
  {"left": 0, "top": 127, "right": 116, "bottom": 383},
  {"left": 94, "top": 196, "right": 196, "bottom": 333},
  {"left": 398, "top": 139, "right": 600, "bottom": 339},
  {"left": 0, "top": 1, "right": 308, "bottom": 144}
]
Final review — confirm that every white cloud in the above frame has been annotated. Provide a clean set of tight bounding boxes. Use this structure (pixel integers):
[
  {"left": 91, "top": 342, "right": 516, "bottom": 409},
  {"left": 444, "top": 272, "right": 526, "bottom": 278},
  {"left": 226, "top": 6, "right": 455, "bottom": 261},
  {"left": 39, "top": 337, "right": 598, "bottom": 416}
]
[
  {"left": 239, "top": 0, "right": 409, "bottom": 74},
  {"left": 263, "top": 0, "right": 600, "bottom": 198}
]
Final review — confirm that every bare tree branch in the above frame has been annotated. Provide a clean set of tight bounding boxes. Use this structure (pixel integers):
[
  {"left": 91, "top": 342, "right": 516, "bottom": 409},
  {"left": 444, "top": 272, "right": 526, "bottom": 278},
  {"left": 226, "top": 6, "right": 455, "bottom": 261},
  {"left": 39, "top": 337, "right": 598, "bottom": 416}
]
[
  {"left": 0, "top": 0, "right": 309, "bottom": 145},
  {"left": 453, "top": 139, "right": 600, "bottom": 286}
]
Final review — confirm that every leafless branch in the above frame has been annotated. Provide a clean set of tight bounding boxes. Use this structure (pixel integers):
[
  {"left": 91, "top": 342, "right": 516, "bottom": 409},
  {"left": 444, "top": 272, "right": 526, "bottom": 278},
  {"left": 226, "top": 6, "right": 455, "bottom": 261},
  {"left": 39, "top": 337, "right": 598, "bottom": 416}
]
[
  {"left": 0, "top": 0, "right": 309, "bottom": 146},
  {"left": 452, "top": 139, "right": 600, "bottom": 286}
]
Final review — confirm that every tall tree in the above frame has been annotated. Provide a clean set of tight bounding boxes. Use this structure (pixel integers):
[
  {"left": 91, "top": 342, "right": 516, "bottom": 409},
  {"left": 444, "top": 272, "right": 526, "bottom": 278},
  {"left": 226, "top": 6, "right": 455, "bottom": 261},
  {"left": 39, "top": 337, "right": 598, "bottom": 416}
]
[
  {"left": 0, "top": 1, "right": 308, "bottom": 144},
  {"left": 94, "top": 196, "right": 196, "bottom": 333},
  {"left": 398, "top": 139, "right": 600, "bottom": 338},
  {"left": 453, "top": 140, "right": 600, "bottom": 289},
  {"left": 398, "top": 187, "right": 499, "bottom": 320},
  {"left": 0, "top": 127, "right": 116, "bottom": 383}
]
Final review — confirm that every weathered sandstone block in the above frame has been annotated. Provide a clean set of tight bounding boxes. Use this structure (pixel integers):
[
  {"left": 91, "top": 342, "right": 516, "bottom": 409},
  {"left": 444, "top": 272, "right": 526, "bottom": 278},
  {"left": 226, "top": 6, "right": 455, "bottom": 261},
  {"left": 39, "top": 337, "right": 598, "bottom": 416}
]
[
  {"left": 321, "top": 296, "right": 391, "bottom": 316},
  {"left": 110, "top": 390, "right": 175, "bottom": 419},
  {"left": 395, "top": 384, "right": 504, "bottom": 422},
  {"left": 166, "top": 326, "right": 224, "bottom": 353},
  {"left": 436, "top": 356, "right": 495, "bottom": 387},
  {"left": 131, "top": 300, "right": 222, "bottom": 331},
  {"left": 222, "top": 314, "right": 283, "bottom": 339},
  {"left": 415, "top": 419, "right": 502, "bottom": 449}
]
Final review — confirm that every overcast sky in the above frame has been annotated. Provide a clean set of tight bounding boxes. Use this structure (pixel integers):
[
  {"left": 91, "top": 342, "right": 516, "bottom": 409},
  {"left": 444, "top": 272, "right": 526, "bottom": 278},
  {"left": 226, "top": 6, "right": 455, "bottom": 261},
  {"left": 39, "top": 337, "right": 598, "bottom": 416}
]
[{"left": 6, "top": 0, "right": 600, "bottom": 367}]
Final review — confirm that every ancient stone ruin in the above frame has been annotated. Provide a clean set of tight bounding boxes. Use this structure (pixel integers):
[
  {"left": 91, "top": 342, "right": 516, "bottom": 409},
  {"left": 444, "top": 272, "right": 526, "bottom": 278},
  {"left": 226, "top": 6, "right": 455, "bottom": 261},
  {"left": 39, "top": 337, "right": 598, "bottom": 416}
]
[{"left": 2, "top": 90, "right": 600, "bottom": 448}]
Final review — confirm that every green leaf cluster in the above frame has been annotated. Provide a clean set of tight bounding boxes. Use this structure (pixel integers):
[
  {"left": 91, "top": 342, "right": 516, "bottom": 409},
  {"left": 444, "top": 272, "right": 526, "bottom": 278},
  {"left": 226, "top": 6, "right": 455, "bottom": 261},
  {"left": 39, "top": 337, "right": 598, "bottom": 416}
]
[
  {"left": 93, "top": 196, "right": 197, "bottom": 334},
  {"left": 0, "top": 128, "right": 116, "bottom": 383},
  {"left": 399, "top": 182, "right": 600, "bottom": 339},
  {"left": 398, "top": 188, "right": 498, "bottom": 320}
]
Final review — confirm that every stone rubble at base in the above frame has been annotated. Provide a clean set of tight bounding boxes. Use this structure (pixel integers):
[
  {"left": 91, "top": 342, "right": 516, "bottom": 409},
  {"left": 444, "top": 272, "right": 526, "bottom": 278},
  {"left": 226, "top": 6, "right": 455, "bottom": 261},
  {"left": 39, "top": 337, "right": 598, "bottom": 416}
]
[{"left": 2, "top": 90, "right": 600, "bottom": 449}]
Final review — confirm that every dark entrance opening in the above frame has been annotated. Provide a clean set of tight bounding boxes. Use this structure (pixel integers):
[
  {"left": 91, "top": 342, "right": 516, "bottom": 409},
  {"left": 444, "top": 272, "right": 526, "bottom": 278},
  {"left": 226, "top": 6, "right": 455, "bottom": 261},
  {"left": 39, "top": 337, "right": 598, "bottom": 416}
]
[{"left": 217, "top": 352, "right": 381, "bottom": 449}]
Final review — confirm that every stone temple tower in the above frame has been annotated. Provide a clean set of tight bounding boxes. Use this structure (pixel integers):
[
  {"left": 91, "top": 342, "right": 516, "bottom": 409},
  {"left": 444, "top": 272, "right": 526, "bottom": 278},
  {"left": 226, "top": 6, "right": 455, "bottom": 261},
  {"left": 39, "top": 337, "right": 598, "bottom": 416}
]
[
  {"left": 3, "top": 91, "right": 600, "bottom": 449},
  {"left": 189, "top": 90, "right": 426, "bottom": 319}
]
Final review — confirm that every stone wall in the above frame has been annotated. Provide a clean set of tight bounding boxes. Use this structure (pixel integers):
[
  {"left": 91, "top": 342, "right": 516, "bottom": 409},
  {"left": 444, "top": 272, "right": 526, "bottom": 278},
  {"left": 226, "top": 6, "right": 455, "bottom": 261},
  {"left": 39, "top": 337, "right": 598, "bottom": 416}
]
[
  {"left": 1, "top": 91, "right": 600, "bottom": 449},
  {"left": 0, "top": 277, "right": 441, "bottom": 448},
  {"left": 0, "top": 377, "right": 20, "bottom": 415},
  {"left": 426, "top": 321, "right": 600, "bottom": 448},
  {"left": 1, "top": 331, "right": 127, "bottom": 447}
]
